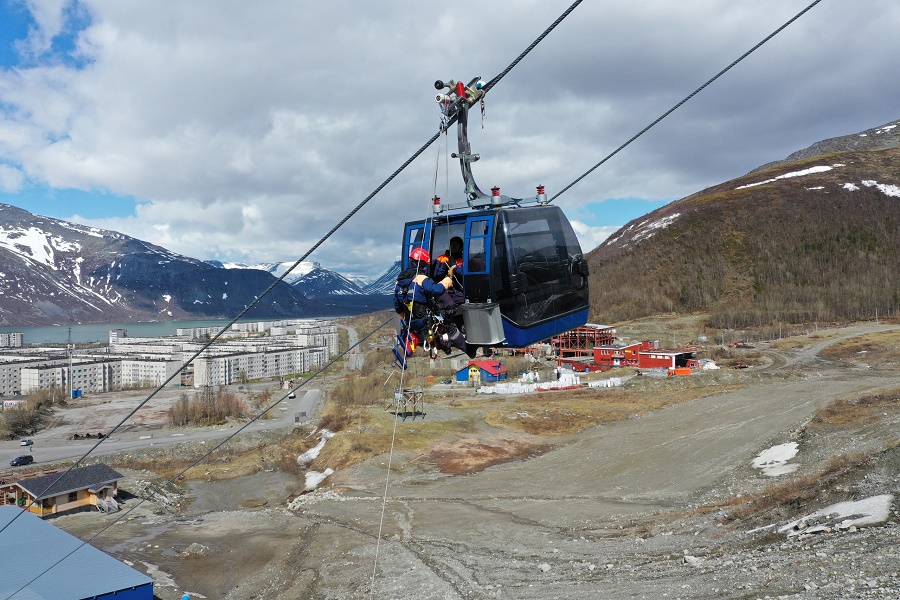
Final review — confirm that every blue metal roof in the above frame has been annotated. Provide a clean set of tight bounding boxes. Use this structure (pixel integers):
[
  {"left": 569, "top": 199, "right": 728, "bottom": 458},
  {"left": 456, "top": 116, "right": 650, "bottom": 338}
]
[{"left": 0, "top": 505, "right": 154, "bottom": 600}]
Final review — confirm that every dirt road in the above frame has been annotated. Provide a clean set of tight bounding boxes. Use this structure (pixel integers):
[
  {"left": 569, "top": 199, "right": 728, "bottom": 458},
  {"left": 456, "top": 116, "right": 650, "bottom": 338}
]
[{"left": 1, "top": 385, "right": 321, "bottom": 468}]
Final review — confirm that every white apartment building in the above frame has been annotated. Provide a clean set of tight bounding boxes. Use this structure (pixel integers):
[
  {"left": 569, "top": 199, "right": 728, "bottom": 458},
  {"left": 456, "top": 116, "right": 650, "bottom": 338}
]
[
  {"left": 21, "top": 361, "right": 119, "bottom": 395},
  {"left": 193, "top": 346, "right": 327, "bottom": 387},
  {"left": 0, "top": 356, "right": 83, "bottom": 397},
  {"left": 0, "top": 359, "right": 30, "bottom": 396},
  {"left": 108, "top": 342, "right": 187, "bottom": 355},
  {"left": 295, "top": 324, "right": 338, "bottom": 357},
  {"left": 119, "top": 359, "right": 183, "bottom": 388},
  {"left": 15, "top": 357, "right": 181, "bottom": 395},
  {"left": 0, "top": 333, "right": 23, "bottom": 348},
  {"left": 0, "top": 319, "right": 337, "bottom": 395},
  {"left": 20, "top": 364, "right": 65, "bottom": 394}
]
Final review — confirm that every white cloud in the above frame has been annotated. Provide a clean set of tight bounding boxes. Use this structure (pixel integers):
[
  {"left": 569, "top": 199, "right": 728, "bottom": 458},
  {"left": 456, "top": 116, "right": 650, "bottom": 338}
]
[
  {"left": 0, "top": 165, "right": 25, "bottom": 192},
  {"left": 569, "top": 221, "right": 620, "bottom": 253},
  {"left": 1, "top": 0, "right": 899, "bottom": 277},
  {"left": 18, "top": 0, "right": 70, "bottom": 59}
]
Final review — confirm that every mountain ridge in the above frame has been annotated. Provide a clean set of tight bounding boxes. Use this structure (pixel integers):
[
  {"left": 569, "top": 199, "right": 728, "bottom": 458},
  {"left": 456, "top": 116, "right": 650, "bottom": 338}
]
[
  {"left": 0, "top": 205, "right": 315, "bottom": 327},
  {"left": 587, "top": 118, "right": 900, "bottom": 327}
]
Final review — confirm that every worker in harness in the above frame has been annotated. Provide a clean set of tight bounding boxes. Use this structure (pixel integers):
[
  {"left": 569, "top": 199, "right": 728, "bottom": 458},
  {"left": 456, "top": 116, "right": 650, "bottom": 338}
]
[
  {"left": 432, "top": 235, "right": 465, "bottom": 309},
  {"left": 393, "top": 247, "right": 469, "bottom": 367}
]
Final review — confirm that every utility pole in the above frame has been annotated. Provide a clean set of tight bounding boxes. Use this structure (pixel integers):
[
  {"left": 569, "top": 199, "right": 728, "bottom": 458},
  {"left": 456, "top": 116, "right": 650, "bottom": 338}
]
[{"left": 67, "top": 327, "right": 73, "bottom": 400}]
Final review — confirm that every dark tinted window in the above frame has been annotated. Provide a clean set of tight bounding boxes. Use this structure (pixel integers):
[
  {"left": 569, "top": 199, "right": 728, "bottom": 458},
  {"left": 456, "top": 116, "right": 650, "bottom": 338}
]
[{"left": 497, "top": 206, "right": 588, "bottom": 327}]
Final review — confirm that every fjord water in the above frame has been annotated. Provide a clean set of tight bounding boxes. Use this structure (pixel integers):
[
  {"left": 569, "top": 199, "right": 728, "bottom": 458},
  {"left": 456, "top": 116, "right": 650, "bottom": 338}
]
[{"left": 0, "top": 319, "right": 244, "bottom": 344}]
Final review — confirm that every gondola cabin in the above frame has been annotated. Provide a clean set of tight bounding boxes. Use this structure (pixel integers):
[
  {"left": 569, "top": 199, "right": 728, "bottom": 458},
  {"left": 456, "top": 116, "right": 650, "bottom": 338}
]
[
  {"left": 402, "top": 201, "right": 589, "bottom": 348},
  {"left": 400, "top": 77, "right": 590, "bottom": 350}
]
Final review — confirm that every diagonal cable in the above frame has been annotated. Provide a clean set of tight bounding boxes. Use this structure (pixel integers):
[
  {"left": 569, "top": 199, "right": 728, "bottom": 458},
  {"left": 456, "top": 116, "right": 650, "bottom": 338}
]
[
  {"left": 2, "top": 317, "right": 393, "bottom": 600},
  {"left": 550, "top": 0, "right": 825, "bottom": 202}
]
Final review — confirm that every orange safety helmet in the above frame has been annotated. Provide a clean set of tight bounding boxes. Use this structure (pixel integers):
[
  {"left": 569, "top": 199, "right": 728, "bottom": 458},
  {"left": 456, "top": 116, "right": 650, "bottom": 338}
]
[{"left": 409, "top": 247, "right": 431, "bottom": 263}]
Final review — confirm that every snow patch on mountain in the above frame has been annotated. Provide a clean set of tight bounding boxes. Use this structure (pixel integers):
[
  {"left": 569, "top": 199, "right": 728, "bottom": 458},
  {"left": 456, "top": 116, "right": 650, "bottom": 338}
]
[
  {"left": 0, "top": 226, "right": 82, "bottom": 269},
  {"left": 218, "top": 260, "right": 318, "bottom": 285},
  {"left": 860, "top": 180, "right": 900, "bottom": 197},
  {"left": 606, "top": 214, "right": 681, "bottom": 247},
  {"left": 736, "top": 164, "right": 845, "bottom": 190}
]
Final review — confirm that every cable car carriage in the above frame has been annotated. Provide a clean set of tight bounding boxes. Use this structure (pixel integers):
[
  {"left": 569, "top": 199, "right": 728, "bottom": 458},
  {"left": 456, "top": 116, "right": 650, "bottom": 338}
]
[{"left": 398, "top": 78, "right": 590, "bottom": 358}]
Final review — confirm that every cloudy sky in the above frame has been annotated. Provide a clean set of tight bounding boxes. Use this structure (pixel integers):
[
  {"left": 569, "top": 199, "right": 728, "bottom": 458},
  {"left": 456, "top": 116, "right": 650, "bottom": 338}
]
[{"left": 1, "top": 0, "right": 898, "bottom": 279}]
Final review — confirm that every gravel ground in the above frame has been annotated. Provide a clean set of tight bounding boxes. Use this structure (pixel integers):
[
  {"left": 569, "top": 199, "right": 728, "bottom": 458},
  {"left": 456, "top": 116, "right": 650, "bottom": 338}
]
[{"left": 44, "top": 323, "right": 900, "bottom": 600}]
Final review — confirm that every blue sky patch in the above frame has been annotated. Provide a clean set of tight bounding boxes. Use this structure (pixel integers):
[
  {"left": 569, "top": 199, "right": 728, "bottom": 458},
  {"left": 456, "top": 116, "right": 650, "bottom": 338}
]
[
  {"left": 0, "top": 0, "right": 33, "bottom": 68},
  {"left": 0, "top": 186, "right": 141, "bottom": 220},
  {"left": 0, "top": 0, "right": 92, "bottom": 69},
  {"left": 572, "top": 197, "right": 673, "bottom": 227}
]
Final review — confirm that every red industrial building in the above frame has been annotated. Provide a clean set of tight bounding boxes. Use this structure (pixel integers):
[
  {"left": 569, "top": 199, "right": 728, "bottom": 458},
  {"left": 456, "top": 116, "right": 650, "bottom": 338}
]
[
  {"left": 594, "top": 340, "right": 700, "bottom": 370},
  {"left": 552, "top": 324, "right": 617, "bottom": 358},
  {"left": 553, "top": 327, "right": 700, "bottom": 372}
]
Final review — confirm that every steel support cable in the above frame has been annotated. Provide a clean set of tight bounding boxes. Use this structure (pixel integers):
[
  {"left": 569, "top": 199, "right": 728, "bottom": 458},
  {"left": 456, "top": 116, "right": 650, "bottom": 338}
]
[
  {"left": 550, "top": 0, "right": 825, "bottom": 202},
  {"left": 481, "top": 0, "right": 584, "bottom": 95},
  {"left": 1, "top": 317, "right": 393, "bottom": 600}
]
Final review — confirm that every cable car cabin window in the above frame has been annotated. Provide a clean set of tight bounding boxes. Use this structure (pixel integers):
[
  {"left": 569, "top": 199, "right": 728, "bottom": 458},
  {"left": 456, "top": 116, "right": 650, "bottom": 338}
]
[
  {"left": 467, "top": 219, "right": 490, "bottom": 273},
  {"left": 429, "top": 222, "right": 466, "bottom": 276},
  {"left": 430, "top": 223, "right": 465, "bottom": 262},
  {"left": 497, "top": 206, "right": 588, "bottom": 328},
  {"left": 464, "top": 217, "right": 492, "bottom": 302},
  {"left": 403, "top": 224, "right": 429, "bottom": 269}
]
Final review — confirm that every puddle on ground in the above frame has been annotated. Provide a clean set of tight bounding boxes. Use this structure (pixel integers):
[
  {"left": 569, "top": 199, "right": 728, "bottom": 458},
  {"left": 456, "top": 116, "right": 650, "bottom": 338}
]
[
  {"left": 185, "top": 471, "right": 300, "bottom": 514},
  {"left": 104, "top": 523, "right": 174, "bottom": 554}
]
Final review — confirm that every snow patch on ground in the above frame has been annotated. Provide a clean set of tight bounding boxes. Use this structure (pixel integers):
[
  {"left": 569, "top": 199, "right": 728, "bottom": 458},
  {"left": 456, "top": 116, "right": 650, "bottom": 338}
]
[
  {"left": 842, "top": 180, "right": 899, "bottom": 197},
  {"left": 298, "top": 429, "right": 335, "bottom": 465},
  {"left": 778, "top": 494, "right": 894, "bottom": 536},
  {"left": 751, "top": 442, "right": 800, "bottom": 476},
  {"left": 142, "top": 561, "right": 178, "bottom": 588},
  {"left": 304, "top": 468, "right": 334, "bottom": 492}
]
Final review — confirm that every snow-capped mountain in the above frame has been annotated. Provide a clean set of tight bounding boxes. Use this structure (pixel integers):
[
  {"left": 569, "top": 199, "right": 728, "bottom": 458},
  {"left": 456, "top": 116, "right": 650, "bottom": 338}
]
[
  {"left": 362, "top": 260, "right": 401, "bottom": 295},
  {"left": 209, "top": 257, "right": 401, "bottom": 298},
  {"left": 209, "top": 260, "right": 370, "bottom": 297},
  {"left": 0, "top": 204, "right": 312, "bottom": 326},
  {"left": 206, "top": 259, "right": 396, "bottom": 314},
  {"left": 210, "top": 260, "right": 319, "bottom": 286},
  {"left": 293, "top": 267, "right": 365, "bottom": 298}
]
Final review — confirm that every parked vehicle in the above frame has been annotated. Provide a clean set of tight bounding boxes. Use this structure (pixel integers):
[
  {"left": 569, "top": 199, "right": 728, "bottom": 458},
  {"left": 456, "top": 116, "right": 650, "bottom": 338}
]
[
  {"left": 10, "top": 455, "right": 34, "bottom": 467},
  {"left": 19, "top": 439, "right": 32, "bottom": 446},
  {"left": 288, "top": 392, "right": 296, "bottom": 399}
]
